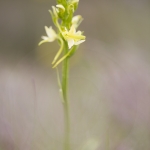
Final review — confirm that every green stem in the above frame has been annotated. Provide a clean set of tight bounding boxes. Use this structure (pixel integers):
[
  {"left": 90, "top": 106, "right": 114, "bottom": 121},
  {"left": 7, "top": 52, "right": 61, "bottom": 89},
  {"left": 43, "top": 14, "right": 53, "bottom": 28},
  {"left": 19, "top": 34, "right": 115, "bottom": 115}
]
[{"left": 62, "top": 42, "right": 70, "bottom": 150}]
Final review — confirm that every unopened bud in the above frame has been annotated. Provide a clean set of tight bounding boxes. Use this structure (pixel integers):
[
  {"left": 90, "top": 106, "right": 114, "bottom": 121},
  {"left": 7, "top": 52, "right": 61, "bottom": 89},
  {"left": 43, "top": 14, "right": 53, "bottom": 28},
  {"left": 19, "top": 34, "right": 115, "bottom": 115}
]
[
  {"left": 56, "top": 4, "right": 65, "bottom": 12},
  {"left": 70, "top": 0, "right": 79, "bottom": 10},
  {"left": 52, "top": 6, "right": 58, "bottom": 18}
]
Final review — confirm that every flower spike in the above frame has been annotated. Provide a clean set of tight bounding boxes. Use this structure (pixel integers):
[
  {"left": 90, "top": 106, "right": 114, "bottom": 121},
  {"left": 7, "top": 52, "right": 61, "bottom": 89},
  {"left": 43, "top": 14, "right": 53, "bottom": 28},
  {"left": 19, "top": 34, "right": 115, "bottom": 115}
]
[{"left": 39, "top": 0, "right": 86, "bottom": 67}]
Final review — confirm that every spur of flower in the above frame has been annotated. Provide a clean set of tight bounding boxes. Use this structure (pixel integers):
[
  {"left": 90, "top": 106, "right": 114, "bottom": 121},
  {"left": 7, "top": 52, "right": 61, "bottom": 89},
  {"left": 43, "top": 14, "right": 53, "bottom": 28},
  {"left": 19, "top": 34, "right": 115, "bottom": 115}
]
[
  {"left": 38, "top": 26, "right": 57, "bottom": 46},
  {"left": 62, "top": 25, "right": 85, "bottom": 49}
]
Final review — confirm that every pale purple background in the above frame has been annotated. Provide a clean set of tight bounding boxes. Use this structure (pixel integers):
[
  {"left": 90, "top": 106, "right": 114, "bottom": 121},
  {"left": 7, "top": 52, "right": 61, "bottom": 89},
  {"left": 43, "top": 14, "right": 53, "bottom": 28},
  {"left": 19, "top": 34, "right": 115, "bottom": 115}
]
[{"left": 0, "top": 0, "right": 150, "bottom": 149}]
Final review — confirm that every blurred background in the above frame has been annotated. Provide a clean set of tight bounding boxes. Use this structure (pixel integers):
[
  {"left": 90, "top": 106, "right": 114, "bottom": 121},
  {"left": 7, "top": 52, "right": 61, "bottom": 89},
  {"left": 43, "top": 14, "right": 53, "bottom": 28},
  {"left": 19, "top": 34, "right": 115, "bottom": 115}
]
[{"left": 0, "top": 0, "right": 150, "bottom": 149}]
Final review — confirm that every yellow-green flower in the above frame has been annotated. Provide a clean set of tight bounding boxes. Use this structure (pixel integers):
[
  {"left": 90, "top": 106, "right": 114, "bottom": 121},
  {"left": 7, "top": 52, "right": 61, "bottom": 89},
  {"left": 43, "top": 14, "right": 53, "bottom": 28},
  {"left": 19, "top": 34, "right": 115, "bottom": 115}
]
[
  {"left": 39, "top": 26, "right": 57, "bottom": 45},
  {"left": 62, "top": 25, "right": 85, "bottom": 49}
]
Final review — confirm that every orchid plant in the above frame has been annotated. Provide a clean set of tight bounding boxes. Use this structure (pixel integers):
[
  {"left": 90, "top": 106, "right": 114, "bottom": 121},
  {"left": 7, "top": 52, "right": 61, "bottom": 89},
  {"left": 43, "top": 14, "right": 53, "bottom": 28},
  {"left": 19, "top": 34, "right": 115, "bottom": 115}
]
[{"left": 39, "top": 0, "right": 86, "bottom": 150}]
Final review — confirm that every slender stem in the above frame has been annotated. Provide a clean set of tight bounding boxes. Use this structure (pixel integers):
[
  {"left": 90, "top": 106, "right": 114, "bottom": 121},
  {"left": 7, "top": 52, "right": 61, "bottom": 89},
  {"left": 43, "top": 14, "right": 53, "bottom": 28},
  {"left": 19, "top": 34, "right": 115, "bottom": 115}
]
[{"left": 62, "top": 42, "right": 70, "bottom": 150}]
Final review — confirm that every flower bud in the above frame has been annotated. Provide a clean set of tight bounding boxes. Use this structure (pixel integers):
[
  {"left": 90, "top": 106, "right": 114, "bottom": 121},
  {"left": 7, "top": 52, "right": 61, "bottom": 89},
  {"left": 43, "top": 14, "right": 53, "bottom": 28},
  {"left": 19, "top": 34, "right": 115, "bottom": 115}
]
[
  {"left": 56, "top": 4, "right": 65, "bottom": 13},
  {"left": 69, "top": 0, "right": 79, "bottom": 10},
  {"left": 72, "top": 15, "right": 83, "bottom": 28},
  {"left": 52, "top": 6, "right": 58, "bottom": 18}
]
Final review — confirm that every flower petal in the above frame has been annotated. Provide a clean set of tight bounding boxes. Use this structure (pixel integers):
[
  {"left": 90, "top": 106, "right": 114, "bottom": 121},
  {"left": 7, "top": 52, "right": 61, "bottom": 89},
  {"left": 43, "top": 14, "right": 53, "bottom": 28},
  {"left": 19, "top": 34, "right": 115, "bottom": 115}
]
[
  {"left": 45, "top": 26, "right": 57, "bottom": 39},
  {"left": 74, "top": 40, "right": 85, "bottom": 45},
  {"left": 69, "top": 25, "right": 76, "bottom": 34},
  {"left": 67, "top": 39, "right": 74, "bottom": 49},
  {"left": 72, "top": 15, "right": 81, "bottom": 24},
  {"left": 45, "top": 26, "right": 51, "bottom": 38},
  {"left": 42, "top": 36, "right": 49, "bottom": 40},
  {"left": 76, "top": 31, "right": 82, "bottom": 35}
]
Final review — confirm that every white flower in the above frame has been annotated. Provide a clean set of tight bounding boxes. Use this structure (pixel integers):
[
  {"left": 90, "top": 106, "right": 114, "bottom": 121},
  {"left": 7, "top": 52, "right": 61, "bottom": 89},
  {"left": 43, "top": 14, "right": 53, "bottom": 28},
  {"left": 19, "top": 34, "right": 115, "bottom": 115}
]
[
  {"left": 62, "top": 25, "right": 85, "bottom": 49},
  {"left": 39, "top": 26, "right": 57, "bottom": 45}
]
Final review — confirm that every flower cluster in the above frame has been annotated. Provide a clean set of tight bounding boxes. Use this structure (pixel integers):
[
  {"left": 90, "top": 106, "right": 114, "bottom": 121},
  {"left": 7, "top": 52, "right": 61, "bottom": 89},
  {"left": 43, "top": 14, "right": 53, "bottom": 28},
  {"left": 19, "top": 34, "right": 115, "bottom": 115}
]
[{"left": 39, "top": 0, "right": 86, "bottom": 68}]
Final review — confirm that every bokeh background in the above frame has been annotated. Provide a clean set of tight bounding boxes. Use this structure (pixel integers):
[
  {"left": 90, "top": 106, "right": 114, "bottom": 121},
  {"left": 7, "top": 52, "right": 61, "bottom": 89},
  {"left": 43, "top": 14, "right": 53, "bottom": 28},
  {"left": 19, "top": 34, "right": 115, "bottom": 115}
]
[{"left": 0, "top": 0, "right": 150, "bottom": 149}]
